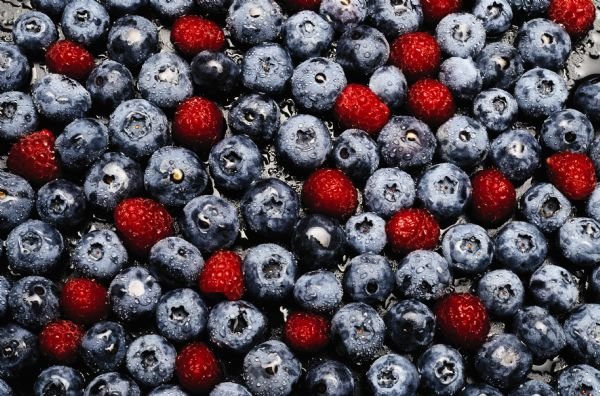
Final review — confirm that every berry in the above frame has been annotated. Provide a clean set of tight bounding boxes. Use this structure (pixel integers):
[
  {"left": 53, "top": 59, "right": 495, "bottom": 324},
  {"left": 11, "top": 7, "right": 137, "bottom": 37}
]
[
  {"left": 7, "top": 129, "right": 59, "bottom": 185},
  {"left": 0, "top": 44, "right": 30, "bottom": 92},
  {"left": 228, "top": 94, "right": 281, "bottom": 143},
  {"left": 475, "top": 42, "right": 524, "bottom": 90},
  {"left": 302, "top": 168, "right": 358, "bottom": 220},
  {"left": 377, "top": 116, "right": 436, "bottom": 169},
  {"left": 473, "top": 88, "right": 518, "bottom": 133},
  {"left": 435, "top": 293, "right": 490, "bottom": 349},
  {"left": 334, "top": 84, "right": 390, "bottom": 135},
  {"left": 416, "top": 163, "right": 472, "bottom": 221},
  {"left": 0, "top": 172, "right": 34, "bottom": 233},
  {"left": 5, "top": 220, "right": 64, "bottom": 276},
  {"left": 61, "top": 0, "right": 109, "bottom": 46},
  {"left": 548, "top": 0, "right": 595, "bottom": 37},
  {"left": 207, "top": 300, "right": 266, "bottom": 353},
  {"left": 72, "top": 230, "right": 128, "bottom": 282},
  {"left": 283, "top": 11, "right": 333, "bottom": 60},
  {"left": 291, "top": 57, "right": 347, "bottom": 113},
  {"left": 513, "top": 306, "right": 566, "bottom": 360},
  {"left": 541, "top": 109, "right": 594, "bottom": 153},
  {"left": 473, "top": 0, "right": 513, "bottom": 35},
  {"left": 490, "top": 129, "right": 541, "bottom": 183},
  {"left": 396, "top": 250, "right": 452, "bottom": 301},
  {"left": 60, "top": 278, "right": 108, "bottom": 325},
  {"left": 126, "top": 334, "right": 176, "bottom": 387},
  {"left": 107, "top": 15, "right": 158, "bottom": 71},
  {"left": 36, "top": 179, "right": 86, "bottom": 229},
  {"left": 109, "top": 266, "right": 162, "bottom": 322},
  {"left": 436, "top": 115, "right": 488, "bottom": 168},
  {"left": 149, "top": 237, "right": 204, "bottom": 288},
  {"left": 173, "top": 97, "right": 224, "bottom": 152},
  {"left": 319, "top": 0, "right": 367, "bottom": 32},
  {"left": 0, "top": 91, "right": 39, "bottom": 142},
  {"left": 208, "top": 135, "right": 262, "bottom": 192},
  {"left": 276, "top": 114, "right": 332, "bottom": 170},
  {"left": 514, "top": 67, "right": 568, "bottom": 119},
  {"left": 520, "top": 182, "right": 572, "bottom": 233},
  {"left": 243, "top": 244, "right": 297, "bottom": 303},
  {"left": 336, "top": 25, "right": 390, "bottom": 76},
  {"left": 421, "top": 0, "right": 461, "bottom": 22},
  {"left": 191, "top": 51, "right": 240, "bottom": 96},
  {"left": 385, "top": 208, "right": 440, "bottom": 254},
  {"left": 495, "top": 221, "right": 548, "bottom": 273},
  {"left": 243, "top": 340, "right": 302, "bottom": 396},
  {"left": 442, "top": 223, "right": 493, "bottom": 274},
  {"left": 436, "top": 13, "right": 486, "bottom": 58},
  {"left": 181, "top": 196, "right": 240, "bottom": 252},
  {"left": 564, "top": 305, "right": 600, "bottom": 367},
  {"left": 558, "top": 365, "right": 600, "bottom": 396},
  {"left": 390, "top": 32, "right": 441, "bottom": 80},
  {"left": 477, "top": 270, "right": 524, "bottom": 318},
  {"left": 345, "top": 212, "right": 387, "bottom": 255},
  {"left": 439, "top": 57, "right": 483, "bottom": 101},
  {"left": 291, "top": 214, "right": 346, "bottom": 269},
  {"left": 242, "top": 43, "right": 293, "bottom": 95},
  {"left": 293, "top": 270, "right": 343, "bottom": 314},
  {"left": 559, "top": 217, "right": 600, "bottom": 267},
  {"left": 86, "top": 60, "right": 135, "bottom": 112},
  {"left": 330, "top": 303, "right": 385, "bottom": 362},
  {"left": 332, "top": 129, "right": 380, "bottom": 183},
  {"left": 227, "top": 0, "right": 284, "bottom": 46},
  {"left": 80, "top": 321, "right": 127, "bottom": 372},
  {"left": 369, "top": 65, "right": 407, "bottom": 110},
  {"left": 171, "top": 15, "right": 225, "bottom": 57},
  {"left": 407, "top": 79, "right": 456, "bottom": 127},
  {"left": 546, "top": 151, "right": 596, "bottom": 201},
  {"left": 343, "top": 254, "right": 394, "bottom": 304},
  {"left": 470, "top": 168, "right": 516, "bottom": 225},
  {"left": 284, "top": 312, "right": 330, "bottom": 353},
  {"left": 516, "top": 18, "right": 571, "bottom": 70},
  {"left": 34, "top": 366, "right": 84, "bottom": 396},
  {"left": 529, "top": 264, "right": 578, "bottom": 313},
  {"left": 198, "top": 250, "right": 244, "bottom": 301},
  {"left": 85, "top": 372, "right": 140, "bottom": 395},
  {"left": 176, "top": 342, "right": 221, "bottom": 393},
  {"left": 284, "top": 0, "right": 320, "bottom": 10},
  {"left": 39, "top": 320, "right": 83, "bottom": 363},
  {"left": 305, "top": 361, "right": 354, "bottom": 396},
  {"left": 0, "top": 323, "right": 37, "bottom": 379},
  {"left": 138, "top": 52, "right": 193, "bottom": 109},
  {"left": 474, "top": 334, "right": 532, "bottom": 389},
  {"left": 156, "top": 289, "right": 208, "bottom": 343},
  {"left": 418, "top": 344, "right": 465, "bottom": 395},
  {"left": 12, "top": 11, "right": 57, "bottom": 55},
  {"left": 366, "top": 354, "right": 419, "bottom": 395},
  {"left": 385, "top": 299, "right": 435, "bottom": 352},
  {"left": 55, "top": 118, "right": 109, "bottom": 171},
  {"left": 32, "top": 73, "right": 91, "bottom": 124},
  {"left": 149, "top": 0, "right": 194, "bottom": 19},
  {"left": 45, "top": 40, "right": 94, "bottom": 81}
]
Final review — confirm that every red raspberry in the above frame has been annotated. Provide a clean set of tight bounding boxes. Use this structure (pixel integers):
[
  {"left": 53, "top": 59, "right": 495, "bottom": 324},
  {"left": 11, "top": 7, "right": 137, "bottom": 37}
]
[
  {"left": 546, "top": 151, "right": 596, "bottom": 201},
  {"left": 171, "top": 15, "right": 225, "bottom": 57},
  {"left": 284, "top": 312, "right": 330, "bottom": 353},
  {"left": 435, "top": 293, "right": 490, "bottom": 350},
  {"left": 173, "top": 97, "right": 225, "bottom": 152},
  {"left": 198, "top": 250, "right": 245, "bottom": 301},
  {"left": 176, "top": 342, "right": 221, "bottom": 393},
  {"left": 334, "top": 84, "right": 391, "bottom": 136},
  {"left": 407, "top": 79, "right": 456, "bottom": 127},
  {"left": 421, "top": 0, "right": 462, "bottom": 23},
  {"left": 45, "top": 40, "right": 95, "bottom": 81},
  {"left": 390, "top": 32, "right": 441, "bottom": 81},
  {"left": 549, "top": 0, "right": 595, "bottom": 37},
  {"left": 284, "top": 0, "right": 321, "bottom": 10},
  {"left": 302, "top": 168, "right": 358, "bottom": 220},
  {"left": 7, "top": 129, "right": 59, "bottom": 185},
  {"left": 470, "top": 168, "right": 516, "bottom": 225},
  {"left": 39, "top": 320, "right": 84, "bottom": 363},
  {"left": 114, "top": 198, "right": 174, "bottom": 256},
  {"left": 61, "top": 278, "right": 109, "bottom": 325},
  {"left": 386, "top": 208, "right": 440, "bottom": 254}
]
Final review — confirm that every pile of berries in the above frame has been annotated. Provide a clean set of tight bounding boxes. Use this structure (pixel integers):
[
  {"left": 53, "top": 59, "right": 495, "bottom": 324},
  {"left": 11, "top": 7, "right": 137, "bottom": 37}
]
[{"left": 0, "top": 0, "right": 599, "bottom": 394}]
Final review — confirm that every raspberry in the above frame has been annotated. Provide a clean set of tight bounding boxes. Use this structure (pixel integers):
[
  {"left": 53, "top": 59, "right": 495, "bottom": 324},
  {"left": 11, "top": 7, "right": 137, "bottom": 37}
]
[
  {"left": 171, "top": 15, "right": 225, "bottom": 56},
  {"left": 386, "top": 208, "right": 440, "bottom": 254},
  {"left": 302, "top": 168, "right": 358, "bottom": 220}
]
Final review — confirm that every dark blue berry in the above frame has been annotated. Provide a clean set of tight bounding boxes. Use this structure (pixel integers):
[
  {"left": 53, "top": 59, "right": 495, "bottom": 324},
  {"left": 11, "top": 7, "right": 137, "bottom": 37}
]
[
  {"left": 107, "top": 15, "right": 158, "bottom": 71},
  {"left": 396, "top": 250, "right": 452, "bottom": 301},
  {"left": 102, "top": 0, "right": 146, "bottom": 15},
  {"left": 34, "top": 365, "right": 84, "bottom": 396},
  {"left": 331, "top": 303, "right": 385, "bottom": 362},
  {"left": 155, "top": 288, "right": 207, "bottom": 343},
  {"left": 209, "top": 135, "right": 262, "bottom": 192},
  {"left": 436, "top": 13, "right": 486, "bottom": 58},
  {"left": 513, "top": 306, "right": 565, "bottom": 361},
  {"left": 557, "top": 365, "right": 600, "bottom": 396},
  {"left": 459, "top": 383, "right": 503, "bottom": 396},
  {"left": 0, "top": 171, "right": 34, "bottom": 233},
  {"left": 32, "top": 74, "right": 91, "bottom": 123},
  {"left": 227, "top": 0, "right": 284, "bottom": 46},
  {"left": 564, "top": 305, "right": 600, "bottom": 368},
  {"left": 72, "top": 229, "right": 128, "bottom": 282},
  {"left": 12, "top": 11, "right": 57, "bottom": 55},
  {"left": 336, "top": 25, "right": 389, "bottom": 76},
  {"left": 477, "top": 269, "right": 524, "bottom": 317},
  {"left": 242, "top": 340, "right": 301, "bottom": 396},
  {"left": 367, "top": 0, "right": 423, "bottom": 38},
  {"left": 473, "top": 0, "right": 513, "bottom": 35},
  {"left": 369, "top": 65, "right": 407, "bottom": 110},
  {"left": 242, "top": 43, "right": 293, "bottom": 95},
  {"left": 574, "top": 75, "right": 600, "bottom": 122},
  {"left": 520, "top": 183, "right": 572, "bottom": 233},
  {"left": 36, "top": 179, "right": 86, "bottom": 229},
  {"left": 514, "top": 67, "right": 568, "bottom": 119},
  {"left": 0, "top": 92, "right": 39, "bottom": 142},
  {"left": 149, "top": 0, "right": 193, "bottom": 19},
  {"left": 149, "top": 237, "right": 204, "bottom": 287},
  {"left": 439, "top": 57, "right": 483, "bottom": 101},
  {"left": 84, "top": 372, "right": 140, "bottom": 396},
  {"left": 207, "top": 300, "right": 266, "bottom": 353},
  {"left": 416, "top": 163, "right": 472, "bottom": 220},
  {"left": 366, "top": 354, "right": 418, "bottom": 396},
  {"left": 474, "top": 334, "right": 532, "bottom": 389},
  {"left": 80, "top": 321, "right": 127, "bottom": 373},
  {"left": 149, "top": 385, "right": 188, "bottom": 396},
  {"left": 243, "top": 243, "right": 297, "bottom": 302},
  {"left": 508, "top": 0, "right": 549, "bottom": 16},
  {"left": 0, "top": 323, "right": 38, "bottom": 379},
  {"left": 516, "top": 18, "right": 571, "bottom": 70},
  {"left": 364, "top": 168, "right": 415, "bottom": 218},
  {"left": 304, "top": 360, "right": 354, "bottom": 396},
  {"left": 210, "top": 383, "right": 252, "bottom": 396},
  {"left": 30, "top": 0, "right": 67, "bottom": 17},
  {"left": 8, "top": 276, "right": 60, "bottom": 329},
  {"left": 475, "top": 42, "right": 524, "bottom": 89},
  {"left": 418, "top": 344, "right": 465, "bottom": 396},
  {"left": 0, "top": 277, "right": 9, "bottom": 320},
  {"left": 509, "top": 380, "right": 556, "bottom": 396},
  {"left": 559, "top": 217, "right": 600, "bottom": 267},
  {"left": 529, "top": 264, "right": 578, "bottom": 313},
  {"left": 319, "top": 0, "right": 367, "bottom": 32},
  {"left": 437, "top": 115, "right": 488, "bottom": 169},
  {"left": 0, "top": 44, "right": 30, "bottom": 92},
  {"left": 125, "top": 334, "right": 176, "bottom": 387},
  {"left": 6, "top": 220, "right": 64, "bottom": 276},
  {"left": 490, "top": 129, "right": 541, "bottom": 183},
  {"left": 61, "top": 0, "right": 110, "bottom": 46},
  {"left": 494, "top": 221, "right": 547, "bottom": 273},
  {"left": 293, "top": 270, "right": 343, "bottom": 314},
  {"left": 541, "top": 109, "right": 593, "bottom": 153},
  {"left": 109, "top": 266, "right": 162, "bottom": 322},
  {"left": 86, "top": 60, "right": 135, "bottom": 111},
  {"left": 228, "top": 94, "right": 280, "bottom": 143},
  {"left": 384, "top": 299, "right": 435, "bottom": 352},
  {"left": 191, "top": 51, "right": 240, "bottom": 96},
  {"left": 283, "top": 11, "right": 333, "bottom": 61},
  {"left": 291, "top": 214, "right": 345, "bottom": 270},
  {"left": 332, "top": 129, "right": 380, "bottom": 183},
  {"left": 276, "top": 114, "right": 331, "bottom": 171},
  {"left": 55, "top": 118, "right": 109, "bottom": 171},
  {"left": 344, "top": 212, "right": 387, "bottom": 254},
  {"left": 343, "top": 253, "right": 393, "bottom": 304},
  {"left": 138, "top": 52, "right": 193, "bottom": 109},
  {"left": 442, "top": 223, "right": 493, "bottom": 274},
  {"left": 472, "top": 88, "right": 518, "bottom": 133},
  {"left": 378, "top": 116, "right": 436, "bottom": 169},
  {"left": 291, "top": 57, "right": 347, "bottom": 113}
]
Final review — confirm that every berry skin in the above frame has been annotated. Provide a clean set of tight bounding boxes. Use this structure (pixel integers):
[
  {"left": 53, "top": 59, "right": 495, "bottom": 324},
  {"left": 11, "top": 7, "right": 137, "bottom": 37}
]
[
  {"left": 284, "top": 0, "right": 320, "bottom": 10},
  {"left": 7, "top": 129, "right": 59, "bottom": 185},
  {"left": 198, "top": 250, "right": 245, "bottom": 301},
  {"left": 60, "top": 278, "right": 108, "bottom": 325},
  {"left": 173, "top": 97, "right": 225, "bottom": 153},
  {"left": 435, "top": 293, "right": 490, "bottom": 350},
  {"left": 421, "top": 0, "right": 462, "bottom": 23},
  {"left": 546, "top": 151, "right": 596, "bottom": 201},
  {"left": 45, "top": 40, "right": 95, "bottom": 81},
  {"left": 284, "top": 312, "right": 330, "bottom": 353},
  {"left": 334, "top": 84, "right": 391, "bottom": 136},
  {"left": 302, "top": 169, "right": 358, "bottom": 220},
  {"left": 170, "top": 15, "right": 225, "bottom": 57},
  {"left": 114, "top": 198, "right": 175, "bottom": 257},
  {"left": 386, "top": 208, "right": 440, "bottom": 254},
  {"left": 470, "top": 168, "right": 516, "bottom": 225},
  {"left": 176, "top": 342, "right": 221, "bottom": 394},
  {"left": 390, "top": 32, "right": 441, "bottom": 81},
  {"left": 39, "top": 320, "right": 84, "bottom": 363},
  {"left": 407, "top": 79, "right": 456, "bottom": 127},
  {"left": 548, "top": 0, "right": 595, "bottom": 37}
]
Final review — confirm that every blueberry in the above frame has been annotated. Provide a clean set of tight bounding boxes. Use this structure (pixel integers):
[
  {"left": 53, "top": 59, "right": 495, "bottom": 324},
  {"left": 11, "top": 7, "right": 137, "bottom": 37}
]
[
  {"left": 227, "top": 0, "right": 284, "bottom": 46},
  {"left": 336, "top": 25, "right": 389, "bottom": 76},
  {"left": 243, "top": 243, "right": 297, "bottom": 302},
  {"left": 331, "top": 303, "right": 385, "bottom": 362},
  {"left": 109, "top": 266, "right": 162, "bottom": 322},
  {"left": 196, "top": 0, "right": 230, "bottom": 14},
  {"left": 442, "top": 223, "right": 493, "bottom": 274},
  {"left": 276, "top": 114, "right": 332, "bottom": 171},
  {"left": 291, "top": 57, "right": 347, "bottom": 113},
  {"left": 210, "top": 383, "right": 252, "bottom": 396},
  {"left": 6, "top": 220, "right": 63, "bottom": 276},
  {"left": 564, "top": 304, "right": 600, "bottom": 368},
  {"left": 0, "top": 277, "right": 9, "bottom": 319},
  {"left": 293, "top": 270, "right": 343, "bottom": 314},
  {"left": 436, "top": 13, "right": 486, "bottom": 58},
  {"left": 319, "top": 0, "right": 367, "bottom": 32},
  {"left": 591, "top": 137, "right": 600, "bottom": 174},
  {"left": 241, "top": 178, "right": 299, "bottom": 238},
  {"left": 574, "top": 75, "right": 600, "bottom": 122},
  {"left": 490, "top": 129, "right": 541, "bottom": 183},
  {"left": 12, "top": 11, "right": 57, "bottom": 55},
  {"left": 587, "top": 186, "right": 600, "bottom": 222},
  {"left": 515, "top": 68, "right": 568, "bottom": 119},
  {"left": 591, "top": 267, "right": 600, "bottom": 299},
  {"left": 332, "top": 129, "right": 380, "bottom": 183},
  {"left": 125, "top": 334, "right": 176, "bottom": 387},
  {"left": 72, "top": 229, "right": 128, "bottom": 282},
  {"left": 513, "top": 306, "right": 565, "bottom": 361},
  {"left": 344, "top": 212, "right": 387, "bottom": 254},
  {"left": 474, "top": 334, "right": 532, "bottom": 389},
  {"left": 385, "top": 299, "right": 435, "bottom": 352},
  {"left": 228, "top": 94, "right": 280, "bottom": 143},
  {"left": 36, "top": 179, "right": 86, "bottom": 229},
  {"left": 80, "top": 321, "right": 127, "bottom": 373},
  {"left": 477, "top": 269, "right": 524, "bottom": 317},
  {"left": 418, "top": 344, "right": 465, "bottom": 396},
  {"left": 364, "top": 168, "right": 415, "bottom": 218},
  {"left": 557, "top": 365, "right": 600, "bottom": 396},
  {"left": 0, "top": 323, "right": 38, "bottom": 379},
  {"left": 150, "top": 385, "right": 188, "bottom": 396},
  {"left": 138, "top": 52, "right": 193, "bottom": 109},
  {"left": 459, "top": 383, "right": 503, "bottom": 396},
  {"left": 304, "top": 360, "right": 354, "bottom": 396},
  {"left": 84, "top": 372, "right": 140, "bottom": 396},
  {"left": 520, "top": 183, "right": 572, "bottom": 233},
  {"left": 242, "top": 43, "right": 293, "bottom": 96},
  {"left": 516, "top": 18, "right": 571, "bottom": 70},
  {"left": 529, "top": 264, "right": 578, "bottom": 313},
  {"left": 242, "top": 340, "right": 302, "bottom": 396},
  {"left": 416, "top": 163, "right": 472, "bottom": 220},
  {"left": 107, "top": 15, "right": 158, "bottom": 70},
  {"left": 366, "top": 0, "right": 423, "bottom": 38},
  {"left": 369, "top": 65, "right": 407, "bottom": 110},
  {"left": 86, "top": 60, "right": 135, "bottom": 111},
  {"left": 0, "top": 171, "right": 34, "bottom": 233},
  {"left": 475, "top": 42, "right": 524, "bottom": 89},
  {"left": 102, "top": 0, "right": 146, "bottom": 14},
  {"left": 207, "top": 300, "right": 267, "bottom": 353},
  {"left": 61, "top": 0, "right": 110, "bottom": 46},
  {"left": 366, "top": 354, "right": 419, "bottom": 396},
  {"left": 559, "top": 217, "right": 600, "bottom": 267},
  {"left": 343, "top": 253, "right": 393, "bottom": 304},
  {"left": 396, "top": 250, "right": 452, "bottom": 301},
  {"left": 55, "top": 118, "right": 109, "bottom": 171},
  {"left": 439, "top": 57, "right": 484, "bottom": 101},
  {"left": 473, "top": 88, "right": 518, "bottom": 133},
  {"left": 180, "top": 195, "right": 239, "bottom": 252},
  {"left": 191, "top": 51, "right": 240, "bottom": 96},
  {"left": 155, "top": 288, "right": 207, "bottom": 343},
  {"left": 34, "top": 366, "right": 84, "bottom": 396},
  {"left": 283, "top": 11, "right": 333, "bottom": 61},
  {"left": 32, "top": 74, "right": 91, "bottom": 123},
  {"left": 291, "top": 214, "right": 345, "bottom": 270},
  {"left": 84, "top": 152, "right": 143, "bottom": 212},
  {"left": 30, "top": 0, "right": 67, "bottom": 17},
  {"left": 494, "top": 221, "right": 547, "bottom": 273},
  {"left": 473, "top": 0, "right": 513, "bottom": 35},
  {"left": 378, "top": 116, "right": 436, "bottom": 169},
  {"left": 508, "top": 0, "right": 549, "bottom": 16},
  {"left": 509, "top": 380, "right": 556, "bottom": 396},
  {"left": 209, "top": 135, "right": 262, "bottom": 192},
  {"left": 541, "top": 109, "right": 593, "bottom": 153},
  {"left": 149, "top": 0, "right": 194, "bottom": 19},
  {"left": 0, "top": 44, "right": 30, "bottom": 92},
  {"left": 8, "top": 276, "right": 59, "bottom": 329},
  {"left": 150, "top": 237, "right": 204, "bottom": 287},
  {"left": 145, "top": 147, "right": 208, "bottom": 207},
  {"left": 0, "top": 92, "right": 39, "bottom": 142}
]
